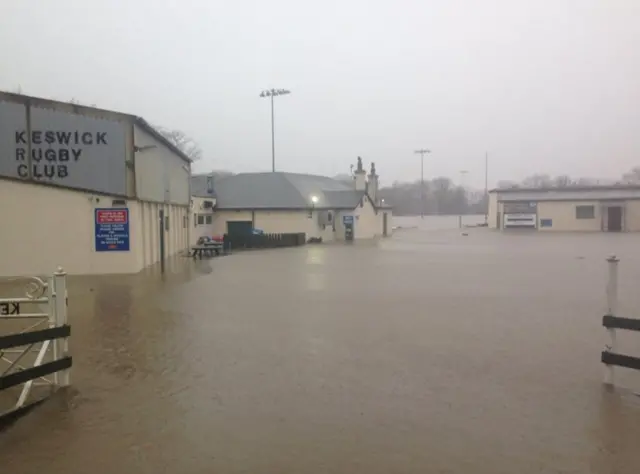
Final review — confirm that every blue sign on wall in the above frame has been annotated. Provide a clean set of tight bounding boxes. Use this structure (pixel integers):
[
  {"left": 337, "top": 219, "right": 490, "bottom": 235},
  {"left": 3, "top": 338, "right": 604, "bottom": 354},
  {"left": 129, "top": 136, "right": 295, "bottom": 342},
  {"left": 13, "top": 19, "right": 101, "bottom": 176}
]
[
  {"left": 95, "top": 208, "right": 130, "bottom": 251},
  {"left": 343, "top": 215, "right": 354, "bottom": 225}
]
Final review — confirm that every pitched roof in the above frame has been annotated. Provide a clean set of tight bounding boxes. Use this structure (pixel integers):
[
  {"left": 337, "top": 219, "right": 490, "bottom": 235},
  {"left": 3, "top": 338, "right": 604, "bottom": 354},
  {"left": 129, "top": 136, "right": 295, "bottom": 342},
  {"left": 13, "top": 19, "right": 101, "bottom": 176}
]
[
  {"left": 491, "top": 184, "right": 640, "bottom": 193},
  {"left": 212, "top": 172, "right": 365, "bottom": 209},
  {"left": 191, "top": 173, "right": 216, "bottom": 197}
]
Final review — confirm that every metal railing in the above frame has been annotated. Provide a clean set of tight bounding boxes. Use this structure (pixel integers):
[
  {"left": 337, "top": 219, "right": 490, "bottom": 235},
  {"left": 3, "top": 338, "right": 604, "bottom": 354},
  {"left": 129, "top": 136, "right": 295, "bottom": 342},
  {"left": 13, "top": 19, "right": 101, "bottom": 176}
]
[
  {"left": 0, "top": 267, "right": 71, "bottom": 427},
  {"left": 601, "top": 256, "right": 640, "bottom": 386}
]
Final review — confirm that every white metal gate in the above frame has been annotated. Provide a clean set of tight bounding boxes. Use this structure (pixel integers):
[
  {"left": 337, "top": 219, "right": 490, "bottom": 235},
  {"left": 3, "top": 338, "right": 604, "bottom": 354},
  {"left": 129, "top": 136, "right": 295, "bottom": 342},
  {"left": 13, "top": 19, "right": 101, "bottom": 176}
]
[{"left": 0, "top": 267, "right": 71, "bottom": 428}]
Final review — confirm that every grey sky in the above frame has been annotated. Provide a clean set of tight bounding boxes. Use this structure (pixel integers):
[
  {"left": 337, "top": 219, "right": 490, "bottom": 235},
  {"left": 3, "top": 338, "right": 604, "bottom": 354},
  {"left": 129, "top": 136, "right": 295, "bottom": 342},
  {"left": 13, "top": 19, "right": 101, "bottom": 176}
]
[{"left": 1, "top": 0, "right": 638, "bottom": 188}]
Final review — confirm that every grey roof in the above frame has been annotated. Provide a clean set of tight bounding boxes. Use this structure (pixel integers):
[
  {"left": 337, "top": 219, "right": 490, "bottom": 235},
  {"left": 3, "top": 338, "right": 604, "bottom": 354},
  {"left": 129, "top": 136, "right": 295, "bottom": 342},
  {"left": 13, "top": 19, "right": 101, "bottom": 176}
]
[
  {"left": 498, "top": 187, "right": 640, "bottom": 202},
  {"left": 491, "top": 184, "right": 640, "bottom": 193},
  {"left": 212, "top": 172, "right": 365, "bottom": 209},
  {"left": 191, "top": 174, "right": 216, "bottom": 198}
]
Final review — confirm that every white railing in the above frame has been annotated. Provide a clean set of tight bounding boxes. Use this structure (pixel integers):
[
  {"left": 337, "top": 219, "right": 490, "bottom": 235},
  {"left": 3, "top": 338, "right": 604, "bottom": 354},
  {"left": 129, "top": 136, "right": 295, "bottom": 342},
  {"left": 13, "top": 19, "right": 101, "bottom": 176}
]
[
  {"left": 601, "top": 256, "right": 640, "bottom": 386},
  {"left": 0, "top": 267, "right": 71, "bottom": 423}
]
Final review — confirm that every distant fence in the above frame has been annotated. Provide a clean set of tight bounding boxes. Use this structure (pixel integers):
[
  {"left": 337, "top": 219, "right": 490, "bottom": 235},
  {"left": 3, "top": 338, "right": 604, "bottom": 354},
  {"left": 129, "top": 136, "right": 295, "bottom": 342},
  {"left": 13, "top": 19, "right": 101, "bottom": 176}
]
[
  {"left": 226, "top": 232, "right": 306, "bottom": 250},
  {"left": 601, "top": 256, "right": 640, "bottom": 385},
  {"left": 0, "top": 268, "right": 71, "bottom": 430}
]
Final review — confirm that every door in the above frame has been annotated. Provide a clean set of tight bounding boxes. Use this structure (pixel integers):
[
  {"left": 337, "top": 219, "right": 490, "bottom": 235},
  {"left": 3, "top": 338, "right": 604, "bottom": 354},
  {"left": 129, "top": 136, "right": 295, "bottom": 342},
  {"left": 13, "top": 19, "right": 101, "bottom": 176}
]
[
  {"left": 345, "top": 223, "right": 354, "bottom": 241},
  {"left": 382, "top": 213, "right": 388, "bottom": 237},
  {"left": 607, "top": 206, "right": 623, "bottom": 232},
  {"left": 226, "top": 220, "right": 253, "bottom": 236}
]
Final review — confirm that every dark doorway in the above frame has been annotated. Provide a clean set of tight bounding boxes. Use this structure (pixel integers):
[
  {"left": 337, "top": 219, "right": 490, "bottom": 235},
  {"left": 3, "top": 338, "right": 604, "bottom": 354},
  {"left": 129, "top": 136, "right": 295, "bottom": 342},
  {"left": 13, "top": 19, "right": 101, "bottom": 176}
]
[
  {"left": 607, "top": 206, "right": 623, "bottom": 232},
  {"left": 227, "top": 220, "right": 253, "bottom": 236},
  {"left": 497, "top": 211, "right": 501, "bottom": 229},
  {"left": 382, "top": 213, "right": 388, "bottom": 237}
]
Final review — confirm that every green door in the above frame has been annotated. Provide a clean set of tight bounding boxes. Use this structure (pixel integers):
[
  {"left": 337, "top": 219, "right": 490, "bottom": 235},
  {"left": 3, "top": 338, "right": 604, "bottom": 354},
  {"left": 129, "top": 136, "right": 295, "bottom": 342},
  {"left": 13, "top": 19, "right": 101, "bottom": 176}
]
[{"left": 226, "top": 220, "right": 253, "bottom": 236}]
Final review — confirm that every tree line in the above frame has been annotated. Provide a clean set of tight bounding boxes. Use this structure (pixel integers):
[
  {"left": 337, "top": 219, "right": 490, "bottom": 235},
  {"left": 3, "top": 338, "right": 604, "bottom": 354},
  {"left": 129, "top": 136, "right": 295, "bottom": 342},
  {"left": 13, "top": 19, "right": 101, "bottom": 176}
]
[{"left": 377, "top": 178, "right": 486, "bottom": 217}]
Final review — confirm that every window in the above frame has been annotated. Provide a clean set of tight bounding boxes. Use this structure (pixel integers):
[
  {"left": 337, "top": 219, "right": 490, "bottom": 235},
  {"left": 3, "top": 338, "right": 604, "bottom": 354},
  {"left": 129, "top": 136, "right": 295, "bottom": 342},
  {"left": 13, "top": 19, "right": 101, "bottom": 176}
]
[
  {"left": 576, "top": 205, "right": 595, "bottom": 219},
  {"left": 308, "top": 210, "right": 313, "bottom": 218},
  {"left": 193, "top": 213, "right": 197, "bottom": 227},
  {"left": 183, "top": 215, "right": 188, "bottom": 228},
  {"left": 197, "top": 215, "right": 205, "bottom": 225},
  {"left": 205, "top": 215, "right": 213, "bottom": 225}
]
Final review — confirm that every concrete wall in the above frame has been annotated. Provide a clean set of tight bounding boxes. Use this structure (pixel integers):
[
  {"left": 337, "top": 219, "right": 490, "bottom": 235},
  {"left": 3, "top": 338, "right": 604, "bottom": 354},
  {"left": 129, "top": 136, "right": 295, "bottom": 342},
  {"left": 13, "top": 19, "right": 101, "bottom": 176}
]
[
  {"left": 133, "top": 125, "right": 190, "bottom": 206},
  {"left": 190, "top": 196, "right": 216, "bottom": 245},
  {"left": 354, "top": 195, "right": 380, "bottom": 239},
  {"left": 625, "top": 200, "right": 640, "bottom": 232},
  {"left": 0, "top": 179, "right": 188, "bottom": 277},
  {"left": 211, "top": 200, "right": 387, "bottom": 242},
  {"left": 333, "top": 196, "right": 383, "bottom": 240},
  {"left": 488, "top": 192, "right": 498, "bottom": 229},
  {"left": 138, "top": 200, "right": 189, "bottom": 268},
  {"left": 536, "top": 201, "right": 602, "bottom": 231}
]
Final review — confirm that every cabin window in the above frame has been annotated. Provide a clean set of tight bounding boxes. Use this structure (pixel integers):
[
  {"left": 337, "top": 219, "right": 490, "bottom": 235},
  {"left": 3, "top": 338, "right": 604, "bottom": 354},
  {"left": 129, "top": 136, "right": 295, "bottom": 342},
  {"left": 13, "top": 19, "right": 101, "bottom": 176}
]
[{"left": 576, "top": 205, "right": 595, "bottom": 219}]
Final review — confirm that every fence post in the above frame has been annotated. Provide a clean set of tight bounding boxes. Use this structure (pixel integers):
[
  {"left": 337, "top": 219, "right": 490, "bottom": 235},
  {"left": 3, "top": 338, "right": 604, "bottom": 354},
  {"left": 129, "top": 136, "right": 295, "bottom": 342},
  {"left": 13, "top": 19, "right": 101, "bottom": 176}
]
[
  {"left": 604, "top": 255, "right": 619, "bottom": 386},
  {"left": 53, "top": 267, "right": 70, "bottom": 387},
  {"left": 46, "top": 275, "right": 59, "bottom": 386}
]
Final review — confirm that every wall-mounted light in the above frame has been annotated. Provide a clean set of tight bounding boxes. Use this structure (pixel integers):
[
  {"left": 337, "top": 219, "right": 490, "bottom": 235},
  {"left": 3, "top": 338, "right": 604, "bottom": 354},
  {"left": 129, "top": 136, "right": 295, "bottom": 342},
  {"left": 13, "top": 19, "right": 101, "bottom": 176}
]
[
  {"left": 311, "top": 195, "right": 319, "bottom": 205},
  {"left": 133, "top": 145, "right": 157, "bottom": 153}
]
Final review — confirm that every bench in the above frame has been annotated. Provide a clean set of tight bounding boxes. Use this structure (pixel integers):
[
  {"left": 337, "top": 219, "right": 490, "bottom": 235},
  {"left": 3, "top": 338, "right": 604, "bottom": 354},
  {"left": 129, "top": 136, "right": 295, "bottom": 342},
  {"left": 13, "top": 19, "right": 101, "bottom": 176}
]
[{"left": 190, "top": 242, "right": 223, "bottom": 259}]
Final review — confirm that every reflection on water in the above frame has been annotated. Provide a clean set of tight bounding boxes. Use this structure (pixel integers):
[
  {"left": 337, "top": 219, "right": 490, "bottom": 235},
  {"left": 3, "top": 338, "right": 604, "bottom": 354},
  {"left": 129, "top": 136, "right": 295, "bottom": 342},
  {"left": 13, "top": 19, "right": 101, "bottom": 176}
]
[{"left": 2, "top": 227, "right": 640, "bottom": 473}]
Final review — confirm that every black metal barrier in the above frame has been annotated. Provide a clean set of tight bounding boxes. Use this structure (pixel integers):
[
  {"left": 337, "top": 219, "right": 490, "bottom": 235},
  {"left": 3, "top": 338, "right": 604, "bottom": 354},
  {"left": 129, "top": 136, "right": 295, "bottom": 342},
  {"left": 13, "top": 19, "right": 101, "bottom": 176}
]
[{"left": 225, "top": 232, "right": 306, "bottom": 250}]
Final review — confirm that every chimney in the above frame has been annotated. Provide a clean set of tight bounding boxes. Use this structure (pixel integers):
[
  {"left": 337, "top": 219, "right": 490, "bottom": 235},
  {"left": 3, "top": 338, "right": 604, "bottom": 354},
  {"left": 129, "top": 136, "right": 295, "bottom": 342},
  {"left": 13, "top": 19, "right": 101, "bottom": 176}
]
[
  {"left": 368, "top": 162, "right": 378, "bottom": 203},
  {"left": 354, "top": 156, "right": 366, "bottom": 191}
]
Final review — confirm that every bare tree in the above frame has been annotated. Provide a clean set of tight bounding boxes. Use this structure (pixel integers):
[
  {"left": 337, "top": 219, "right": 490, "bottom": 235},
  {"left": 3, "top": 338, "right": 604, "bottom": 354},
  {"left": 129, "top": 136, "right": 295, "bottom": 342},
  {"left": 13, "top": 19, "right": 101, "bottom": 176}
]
[
  {"left": 154, "top": 126, "right": 202, "bottom": 161},
  {"left": 496, "top": 180, "right": 518, "bottom": 189},
  {"left": 521, "top": 173, "right": 552, "bottom": 188},
  {"left": 621, "top": 166, "right": 640, "bottom": 184},
  {"left": 553, "top": 175, "right": 573, "bottom": 187}
]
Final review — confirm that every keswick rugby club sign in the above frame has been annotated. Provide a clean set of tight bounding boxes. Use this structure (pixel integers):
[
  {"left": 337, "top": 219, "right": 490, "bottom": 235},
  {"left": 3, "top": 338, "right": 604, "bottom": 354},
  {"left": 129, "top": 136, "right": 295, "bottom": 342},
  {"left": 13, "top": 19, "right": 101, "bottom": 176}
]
[{"left": 0, "top": 101, "right": 127, "bottom": 195}]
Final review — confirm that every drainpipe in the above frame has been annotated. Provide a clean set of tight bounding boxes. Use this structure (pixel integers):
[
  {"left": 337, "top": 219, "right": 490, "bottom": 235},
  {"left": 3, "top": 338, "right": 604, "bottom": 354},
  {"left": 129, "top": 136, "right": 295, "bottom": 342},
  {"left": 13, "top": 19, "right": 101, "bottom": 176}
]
[{"left": 186, "top": 162, "right": 192, "bottom": 249}]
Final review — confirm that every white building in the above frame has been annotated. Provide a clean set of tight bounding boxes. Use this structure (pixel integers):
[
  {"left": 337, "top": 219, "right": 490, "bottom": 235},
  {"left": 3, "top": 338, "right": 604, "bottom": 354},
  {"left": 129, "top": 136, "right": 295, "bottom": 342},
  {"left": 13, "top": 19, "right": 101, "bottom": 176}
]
[
  {"left": 192, "top": 158, "right": 392, "bottom": 241},
  {"left": 0, "top": 91, "right": 191, "bottom": 277},
  {"left": 189, "top": 173, "right": 216, "bottom": 246},
  {"left": 488, "top": 185, "right": 640, "bottom": 231}
]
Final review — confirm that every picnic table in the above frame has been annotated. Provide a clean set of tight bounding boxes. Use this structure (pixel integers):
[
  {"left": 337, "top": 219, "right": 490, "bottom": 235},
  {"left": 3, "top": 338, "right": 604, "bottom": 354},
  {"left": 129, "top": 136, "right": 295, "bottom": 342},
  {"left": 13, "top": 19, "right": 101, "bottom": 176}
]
[{"left": 190, "top": 241, "right": 224, "bottom": 259}]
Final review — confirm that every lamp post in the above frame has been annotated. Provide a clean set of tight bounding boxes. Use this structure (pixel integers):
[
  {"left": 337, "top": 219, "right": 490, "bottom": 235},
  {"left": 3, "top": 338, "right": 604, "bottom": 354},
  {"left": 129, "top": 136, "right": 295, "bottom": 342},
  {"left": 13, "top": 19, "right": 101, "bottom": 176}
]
[
  {"left": 414, "top": 149, "right": 431, "bottom": 219},
  {"left": 260, "top": 88, "right": 291, "bottom": 172},
  {"left": 459, "top": 170, "right": 468, "bottom": 228}
]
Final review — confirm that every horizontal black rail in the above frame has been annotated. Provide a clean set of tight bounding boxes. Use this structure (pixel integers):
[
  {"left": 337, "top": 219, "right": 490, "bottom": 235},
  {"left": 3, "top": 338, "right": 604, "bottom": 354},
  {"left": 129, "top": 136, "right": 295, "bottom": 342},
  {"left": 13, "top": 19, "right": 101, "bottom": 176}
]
[
  {"left": 601, "top": 351, "right": 640, "bottom": 371},
  {"left": 0, "top": 398, "right": 48, "bottom": 432},
  {"left": 602, "top": 315, "right": 640, "bottom": 332},
  {"left": 0, "top": 325, "right": 70, "bottom": 350},
  {"left": 0, "top": 356, "right": 72, "bottom": 391}
]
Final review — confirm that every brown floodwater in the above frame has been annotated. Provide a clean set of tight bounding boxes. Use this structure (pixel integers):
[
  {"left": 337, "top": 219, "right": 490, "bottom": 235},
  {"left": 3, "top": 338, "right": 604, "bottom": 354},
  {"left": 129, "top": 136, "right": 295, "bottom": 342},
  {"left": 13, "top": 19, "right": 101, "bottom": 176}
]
[{"left": 2, "top": 225, "right": 640, "bottom": 473}]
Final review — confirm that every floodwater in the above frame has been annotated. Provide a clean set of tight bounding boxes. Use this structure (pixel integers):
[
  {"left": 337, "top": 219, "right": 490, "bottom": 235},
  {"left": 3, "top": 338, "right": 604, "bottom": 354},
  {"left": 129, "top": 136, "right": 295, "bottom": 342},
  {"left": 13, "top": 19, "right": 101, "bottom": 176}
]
[{"left": 2, "top": 219, "right": 640, "bottom": 473}]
